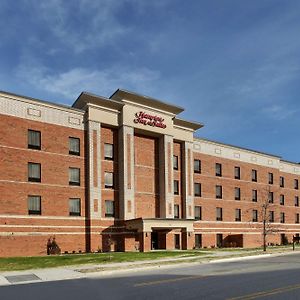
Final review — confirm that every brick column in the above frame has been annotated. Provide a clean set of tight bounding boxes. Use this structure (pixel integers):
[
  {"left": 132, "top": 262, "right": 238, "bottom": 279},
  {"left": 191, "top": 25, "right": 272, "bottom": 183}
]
[
  {"left": 140, "top": 232, "right": 151, "bottom": 252},
  {"left": 87, "top": 120, "right": 102, "bottom": 252},
  {"left": 166, "top": 231, "right": 175, "bottom": 250},
  {"left": 87, "top": 120, "right": 102, "bottom": 219},
  {"left": 182, "top": 141, "right": 194, "bottom": 219},
  {"left": 118, "top": 126, "right": 135, "bottom": 220},
  {"left": 182, "top": 230, "right": 194, "bottom": 250},
  {"left": 159, "top": 135, "right": 174, "bottom": 218}
]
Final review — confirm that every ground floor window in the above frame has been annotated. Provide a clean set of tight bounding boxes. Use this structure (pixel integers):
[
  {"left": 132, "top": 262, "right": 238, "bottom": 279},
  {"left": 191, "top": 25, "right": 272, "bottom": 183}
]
[
  {"left": 195, "top": 234, "right": 202, "bottom": 249},
  {"left": 216, "top": 234, "right": 223, "bottom": 248},
  {"left": 174, "top": 234, "right": 180, "bottom": 249}
]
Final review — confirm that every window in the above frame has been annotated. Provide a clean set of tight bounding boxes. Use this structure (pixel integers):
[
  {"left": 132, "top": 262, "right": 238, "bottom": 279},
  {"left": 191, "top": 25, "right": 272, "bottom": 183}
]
[
  {"left": 28, "top": 195, "right": 41, "bottom": 215},
  {"left": 216, "top": 207, "right": 223, "bottom": 221},
  {"left": 295, "top": 196, "right": 299, "bottom": 207},
  {"left": 174, "top": 180, "right": 179, "bottom": 195},
  {"left": 104, "top": 143, "right": 113, "bottom": 160},
  {"left": 105, "top": 200, "right": 114, "bottom": 217},
  {"left": 280, "top": 194, "right": 285, "bottom": 206},
  {"left": 69, "top": 167, "right": 80, "bottom": 186},
  {"left": 104, "top": 172, "right": 114, "bottom": 189},
  {"left": 173, "top": 155, "right": 179, "bottom": 170},
  {"left": 174, "top": 204, "right": 179, "bottom": 219},
  {"left": 69, "top": 137, "right": 80, "bottom": 155},
  {"left": 295, "top": 179, "right": 299, "bottom": 190},
  {"left": 234, "top": 166, "right": 240, "bottom": 179},
  {"left": 268, "top": 191, "right": 274, "bottom": 203},
  {"left": 194, "top": 183, "right": 201, "bottom": 197},
  {"left": 296, "top": 213, "right": 300, "bottom": 224},
  {"left": 28, "top": 162, "right": 41, "bottom": 182},
  {"left": 269, "top": 211, "right": 274, "bottom": 223},
  {"left": 252, "top": 190, "right": 258, "bottom": 202},
  {"left": 252, "top": 169, "right": 257, "bottom": 182},
  {"left": 235, "top": 187, "right": 241, "bottom": 200},
  {"left": 268, "top": 172, "right": 273, "bottom": 184},
  {"left": 28, "top": 130, "right": 41, "bottom": 150},
  {"left": 195, "top": 206, "right": 202, "bottom": 220},
  {"left": 216, "top": 163, "right": 222, "bottom": 177},
  {"left": 216, "top": 185, "right": 222, "bottom": 199},
  {"left": 69, "top": 198, "right": 80, "bottom": 216},
  {"left": 194, "top": 159, "right": 201, "bottom": 173},
  {"left": 280, "top": 176, "right": 284, "bottom": 188},
  {"left": 252, "top": 209, "right": 258, "bottom": 222},
  {"left": 235, "top": 209, "right": 241, "bottom": 222},
  {"left": 280, "top": 212, "right": 285, "bottom": 224},
  {"left": 216, "top": 234, "right": 223, "bottom": 248}
]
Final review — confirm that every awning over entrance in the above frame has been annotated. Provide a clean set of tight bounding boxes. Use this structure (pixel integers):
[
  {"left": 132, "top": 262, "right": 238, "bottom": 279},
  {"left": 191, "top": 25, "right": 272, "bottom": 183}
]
[{"left": 125, "top": 218, "right": 194, "bottom": 232}]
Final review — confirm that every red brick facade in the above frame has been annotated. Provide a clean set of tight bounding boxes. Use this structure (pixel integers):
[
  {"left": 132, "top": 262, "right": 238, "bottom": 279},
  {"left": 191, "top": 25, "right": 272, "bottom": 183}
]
[{"left": 0, "top": 89, "right": 299, "bottom": 256}]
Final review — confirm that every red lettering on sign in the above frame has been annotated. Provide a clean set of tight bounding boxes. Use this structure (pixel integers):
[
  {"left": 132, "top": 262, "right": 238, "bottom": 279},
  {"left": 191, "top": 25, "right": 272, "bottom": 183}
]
[{"left": 133, "top": 111, "right": 167, "bottom": 129}]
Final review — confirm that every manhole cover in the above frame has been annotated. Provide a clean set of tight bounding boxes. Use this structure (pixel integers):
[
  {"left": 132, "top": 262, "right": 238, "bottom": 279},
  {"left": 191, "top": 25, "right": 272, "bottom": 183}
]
[{"left": 5, "top": 274, "right": 41, "bottom": 284}]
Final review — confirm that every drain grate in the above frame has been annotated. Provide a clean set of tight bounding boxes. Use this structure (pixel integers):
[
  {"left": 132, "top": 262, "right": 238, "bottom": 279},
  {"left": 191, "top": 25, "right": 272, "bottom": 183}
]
[{"left": 5, "top": 274, "right": 41, "bottom": 284}]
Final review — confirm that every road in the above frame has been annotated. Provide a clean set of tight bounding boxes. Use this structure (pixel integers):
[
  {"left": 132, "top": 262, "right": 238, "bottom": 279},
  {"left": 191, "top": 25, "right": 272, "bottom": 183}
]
[{"left": 2, "top": 252, "right": 300, "bottom": 300}]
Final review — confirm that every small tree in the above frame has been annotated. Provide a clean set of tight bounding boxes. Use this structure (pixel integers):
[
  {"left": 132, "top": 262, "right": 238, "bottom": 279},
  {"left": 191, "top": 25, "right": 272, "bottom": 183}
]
[
  {"left": 107, "top": 233, "right": 113, "bottom": 261},
  {"left": 260, "top": 197, "right": 278, "bottom": 251},
  {"left": 248, "top": 186, "right": 279, "bottom": 252}
]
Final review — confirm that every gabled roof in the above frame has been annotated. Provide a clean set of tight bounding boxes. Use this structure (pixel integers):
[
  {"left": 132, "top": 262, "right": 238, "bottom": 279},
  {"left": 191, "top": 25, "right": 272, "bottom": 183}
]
[
  {"left": 72, "top": 91, "right": 124, "bottom": 110},
  {"left": 110, "top": 89, "right": 184, "bottom": 115},
  {"left": 173, "top": 117, "right": 204, "bottom": 131}
]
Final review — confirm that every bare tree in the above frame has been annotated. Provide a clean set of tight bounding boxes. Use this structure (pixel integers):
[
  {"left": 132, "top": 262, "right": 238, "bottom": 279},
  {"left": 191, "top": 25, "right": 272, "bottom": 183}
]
[
  {"left": 260, "top": 197, "right": 278, "bottom": 251},
  {"left": 247, "top": 186, "right": 279, "bottom": 252}
]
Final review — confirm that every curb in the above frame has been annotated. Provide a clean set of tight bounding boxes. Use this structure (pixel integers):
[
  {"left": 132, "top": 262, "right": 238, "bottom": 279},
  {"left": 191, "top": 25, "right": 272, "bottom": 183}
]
[{"left": 0, "top": 250, "right": 299, "bottom": 285}]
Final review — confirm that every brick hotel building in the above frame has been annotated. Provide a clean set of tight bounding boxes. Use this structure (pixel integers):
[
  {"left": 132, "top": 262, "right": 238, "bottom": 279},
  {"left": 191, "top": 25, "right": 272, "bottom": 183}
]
[{"left": 0, "top": 89, "right": 300, "bottom": 257}]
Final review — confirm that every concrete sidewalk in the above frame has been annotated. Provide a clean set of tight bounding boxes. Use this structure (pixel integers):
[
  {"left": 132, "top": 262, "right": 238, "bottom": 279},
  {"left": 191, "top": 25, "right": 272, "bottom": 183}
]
[{"left": 0, "top": 250, "right": 297, "bottom": 287}]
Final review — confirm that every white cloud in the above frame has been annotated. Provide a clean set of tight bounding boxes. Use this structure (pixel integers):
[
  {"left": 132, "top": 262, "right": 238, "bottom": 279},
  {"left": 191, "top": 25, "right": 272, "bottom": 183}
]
[
  {"left": 22, "top": 0, "right": 173, "bottom": 54},
  {"left": 262, "top": 104, "right": 298, "bottom": 121},
  {"left": 28, "top": 0, "right": 134, "bottom": 53},
  {"left": 16, "top": 62, "right": 160, "bottom": 100}
]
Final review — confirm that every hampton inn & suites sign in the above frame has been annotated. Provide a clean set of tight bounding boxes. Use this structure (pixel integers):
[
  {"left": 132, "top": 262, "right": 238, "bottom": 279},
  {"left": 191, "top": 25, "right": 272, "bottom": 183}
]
[{"left": 133, "top": 111, "right": 167, "bottom": 129}]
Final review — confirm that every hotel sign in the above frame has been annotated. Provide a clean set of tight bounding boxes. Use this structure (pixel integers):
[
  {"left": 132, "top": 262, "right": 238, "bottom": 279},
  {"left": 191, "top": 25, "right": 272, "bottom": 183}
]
[{"left": 134, "top": 111, "right": 167, "bottom": 129}]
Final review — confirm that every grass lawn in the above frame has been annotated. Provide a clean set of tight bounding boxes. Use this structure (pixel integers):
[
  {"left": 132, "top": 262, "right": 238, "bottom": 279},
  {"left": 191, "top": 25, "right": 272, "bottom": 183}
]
[
  {"left": 0, "top": 245, "right": 298, "bottom": 272},
  {"left": 0, "top": 250, "right": 207, "bottom": 272}
]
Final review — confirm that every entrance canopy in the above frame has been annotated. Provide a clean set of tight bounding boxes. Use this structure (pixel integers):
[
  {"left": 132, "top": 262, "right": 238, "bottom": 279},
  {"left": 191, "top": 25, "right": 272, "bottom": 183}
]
[{"left": 125, "top": 218, "right": 194, "bottom": 232}]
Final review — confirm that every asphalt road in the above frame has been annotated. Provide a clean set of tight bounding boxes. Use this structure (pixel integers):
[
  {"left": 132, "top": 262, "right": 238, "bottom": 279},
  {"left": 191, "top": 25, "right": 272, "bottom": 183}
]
[{"left": 2, "top": 253, "right": 300, "bottom": 300}]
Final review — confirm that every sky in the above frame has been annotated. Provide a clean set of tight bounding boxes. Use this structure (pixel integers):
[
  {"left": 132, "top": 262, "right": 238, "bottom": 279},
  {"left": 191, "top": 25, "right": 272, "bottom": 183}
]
[{"left": 0, "top": 0, "right": 300, "bottom": 162}]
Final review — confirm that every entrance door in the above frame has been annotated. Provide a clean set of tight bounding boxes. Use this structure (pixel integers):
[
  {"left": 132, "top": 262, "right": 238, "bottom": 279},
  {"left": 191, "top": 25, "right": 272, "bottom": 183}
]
[
  {"left": 281, "top": 234, "right": 287, "bottom": 245},
  {"left": 174, "top": 234, "right": 180, "bottom": 249},
  {"left": 151, "top": 232, "right": 158, "bottom": 250},
  {"left": 195, "top": 234, "right": 202, "bottom": 249},
  {"left": 216, "top": 234, "right": 223, "bottom": 248}
]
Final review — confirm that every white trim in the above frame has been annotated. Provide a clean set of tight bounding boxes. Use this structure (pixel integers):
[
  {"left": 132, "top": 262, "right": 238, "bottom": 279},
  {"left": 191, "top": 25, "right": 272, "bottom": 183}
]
[
  {"left": 195, "top": 220, "right": 300, "bottom": 226},
  {"left": 87, "top": 103, "right": 120, "bottom": 114},
  {"left": 193, "top": 172, "right": 278, "bottom": 187},
  {"left": 0, "top": 225, "right": 124, "bottom": 229},
  {"left": 122, "top": 99, "right": 176, "bottom": 117},
  {"left": 0, "top": 144, "right": 85, "bottom": 159},
  {"left": 194, "top": 194, "right": 300, "bottom": 206},
  {"left": 0, "top": 93, "right": 84, "bottom": 115},
  {"left": 197, "top": 232, "right": 261, "bottom": 235},
  {"left": 194, "top": 227, "right": 300, "bottom": 231},
  {"left": 173, "top": 125, "right": 194, "bottom": 133},
  {"left": 0, "top": 231, "right": 135, "bottom": 236},
  {"left": 0, "top": 96, "right": 84, "bottom": 130},
  {"left": 193, "top": 138, "right": 300, "bottom": 176},
  {"left": 0, "top": 179, "right": 84, "bottom": 189},
  {"left": 0, "top": 214, "right": 86, "bottom": 220}
]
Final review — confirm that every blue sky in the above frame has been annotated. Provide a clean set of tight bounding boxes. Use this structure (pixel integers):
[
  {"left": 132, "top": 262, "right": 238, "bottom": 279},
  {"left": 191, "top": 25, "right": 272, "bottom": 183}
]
[{"left": 1, "top": 0, "right": 300, "bottom": 161}]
